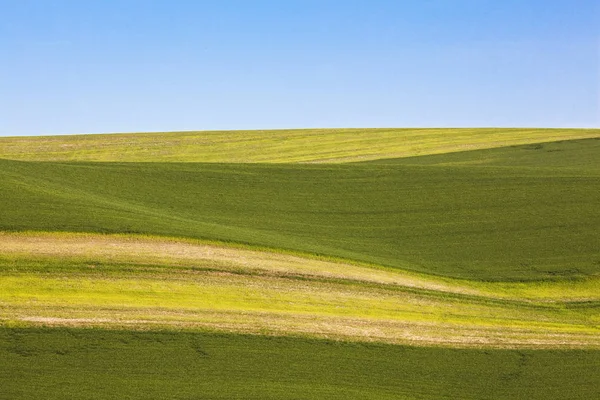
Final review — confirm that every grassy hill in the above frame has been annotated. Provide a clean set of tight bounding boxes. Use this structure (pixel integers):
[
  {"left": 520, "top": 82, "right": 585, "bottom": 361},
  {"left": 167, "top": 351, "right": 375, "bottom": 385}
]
[
  {"left": 0, "top": 127, "right": 598, "bottom": 163},
  {"left": 1, "top": 128, "right": 599, "bottom": 398},
  {"left": 369, "top": 136, "right": 600, "bottom": 170},
  {"left": 2, "top": 232, "right": 598, "bottom": 349},
  {"left": 1, "top": 138, "right": 599, "bottom": 280}
]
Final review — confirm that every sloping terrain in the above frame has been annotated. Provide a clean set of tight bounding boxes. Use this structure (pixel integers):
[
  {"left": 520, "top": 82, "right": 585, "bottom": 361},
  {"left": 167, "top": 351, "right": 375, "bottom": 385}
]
[
  {"left": 1, "top": 141, "right": 599, "bottom": 280},
  {"left": 1, "top": 233, "right": 598, "bottom": 348},
  {"left": 1, "top": 128, "right": 599, "bottom": 398},
  {"left": 368, "top": 136, "right": 600, "bottom": 170},
  {"left": 0, "top": 127, "right": 598, "bottom": 163}
]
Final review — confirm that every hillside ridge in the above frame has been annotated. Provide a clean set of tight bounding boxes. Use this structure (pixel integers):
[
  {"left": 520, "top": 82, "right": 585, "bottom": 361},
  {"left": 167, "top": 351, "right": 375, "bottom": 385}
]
[{"left": 1, "top": 128, "right": 598, "bottom": 163}]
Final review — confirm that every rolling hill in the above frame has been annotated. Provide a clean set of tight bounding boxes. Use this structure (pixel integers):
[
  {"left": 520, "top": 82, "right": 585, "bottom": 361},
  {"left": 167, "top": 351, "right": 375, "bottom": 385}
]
[
  {"left": 0, "top": 127, "right": 599, "bottom": 163},
  {"left": 1, "top": 128, "right": 599, "bottom": 399}
]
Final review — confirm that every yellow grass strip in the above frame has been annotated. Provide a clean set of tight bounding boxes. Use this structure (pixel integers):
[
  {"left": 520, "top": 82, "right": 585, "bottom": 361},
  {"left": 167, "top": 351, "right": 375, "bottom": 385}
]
[
  {"left": 2, "top": 305, "right": 599, "bottom": 349},
  {"left": 1, "top": 231, "right": 598, "bottom": 302},
  {"left": 0, "top": 128, "right": 598, "bottom": 163},
  {"left": 1, "top": 232, "right": 599, "bottom": 348},
  {"left": 0, "top": 231, "right": 479, "bottom": 295}
]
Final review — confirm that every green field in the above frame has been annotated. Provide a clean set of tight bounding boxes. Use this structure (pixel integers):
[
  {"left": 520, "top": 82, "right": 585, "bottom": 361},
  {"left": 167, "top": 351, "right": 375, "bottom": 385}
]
[
  {"left": 1, "top": 138, "right": 599, "bottom": 280},
  {"left": 1, "top": 127, "right": 598, "bottom": 163},
  {"left": 1, "top": 128, "right": 599, "bottom": 398},
  {"left": 3, "top": 328, "right": 600, "bottom": 400},
  {"left": 2, "top": 232, "right": 598, "bottom": 348}
]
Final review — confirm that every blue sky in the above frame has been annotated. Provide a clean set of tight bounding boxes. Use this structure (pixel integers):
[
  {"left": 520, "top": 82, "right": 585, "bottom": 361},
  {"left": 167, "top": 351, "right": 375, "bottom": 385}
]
[{"left": 1, "top": 0, "right": 598, "bottom": 136}]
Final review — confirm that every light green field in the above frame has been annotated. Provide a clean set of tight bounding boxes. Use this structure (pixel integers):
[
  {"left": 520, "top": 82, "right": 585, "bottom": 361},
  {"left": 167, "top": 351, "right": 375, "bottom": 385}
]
[
  {"left": 1, "top": 128, "right": 599, "bottom": 398},
  {"left": 0, "top": 127, "right": 598, "bottom": 162},
  {"left": 2, "top": 233, "right": 598, "bottom": 348}
]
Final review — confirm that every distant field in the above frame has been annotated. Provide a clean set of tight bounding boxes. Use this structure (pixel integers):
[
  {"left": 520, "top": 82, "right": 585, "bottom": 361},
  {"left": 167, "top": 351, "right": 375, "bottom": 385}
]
[
  {"left": 368, "top": 136, "right": 600, "bottom": 170},
  {"left": 1, "top": 138, "right": 599, "bottom": 280},
  {"left": 1, "top": 128, "right": 599, "bottom": 398},
  {"left": 0, "top": 127, "right": 598, "bottom": 163}
]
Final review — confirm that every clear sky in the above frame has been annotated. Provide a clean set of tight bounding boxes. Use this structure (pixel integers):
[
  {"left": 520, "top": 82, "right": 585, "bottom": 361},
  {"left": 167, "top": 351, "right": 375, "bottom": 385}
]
[{"left": 1, "top": 0, "right": 598, "bottom": 136}]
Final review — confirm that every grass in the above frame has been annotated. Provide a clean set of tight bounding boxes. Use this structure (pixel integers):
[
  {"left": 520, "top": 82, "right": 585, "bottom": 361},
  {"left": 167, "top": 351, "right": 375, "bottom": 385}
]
[
  {"left": 3, "top": 231, "right": 598, "bottom": 301},
  {"left": 2, "top": 235, "right": 599, "bottom": 347},
  {"left": 0, "top": 127, "right": 598, "bottom": 163},
  {"left": 2, "top": 327, "right": 600, "bottom": 400},
  {"left": 1, "top": 138, "right": 599, "bottom": 280},
  {"left": 1, "top": 129, "right": 600, "bottom": 398},
  {"left": 369, "top": 136, "right": 600, "bottom": 171}
]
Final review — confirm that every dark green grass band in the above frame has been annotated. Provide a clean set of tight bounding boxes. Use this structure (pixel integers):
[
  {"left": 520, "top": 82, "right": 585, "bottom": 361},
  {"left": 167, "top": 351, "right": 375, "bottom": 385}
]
[
  {"left": 2, "top": 327, "right": 599, "bottom": 400},
  {"left": 1, "top": 138, "right": 599, "bottom": 280}
]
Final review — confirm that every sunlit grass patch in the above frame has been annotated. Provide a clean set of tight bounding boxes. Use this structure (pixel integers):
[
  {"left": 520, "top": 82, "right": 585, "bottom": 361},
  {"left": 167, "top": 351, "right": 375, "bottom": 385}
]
[
  {"left": 0, "top": 128, "right": 598, "bottom": 163},
  {"left": 1, "top": 233, "right": 599, "bottom": 348}
]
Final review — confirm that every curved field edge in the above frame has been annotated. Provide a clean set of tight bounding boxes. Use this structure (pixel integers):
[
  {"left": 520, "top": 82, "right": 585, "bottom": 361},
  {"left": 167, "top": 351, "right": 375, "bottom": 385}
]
[
  {"left": 1, "top": 127, "right": 599, "bottom": 163},
  {"left": 2, "top": 156, "right": 599, "bottom": 281},
  {"left": 1, "top": 231, "right": 599, "bottom": 302},
  {"left": 3, "top": 328, "right": 599, "bottom": 400},
  {"left": 1, "top": 232, "right": 599, "bottom": 349},
  {"left": 362, "top": 136, "right": 600, "bottom": 171}
]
